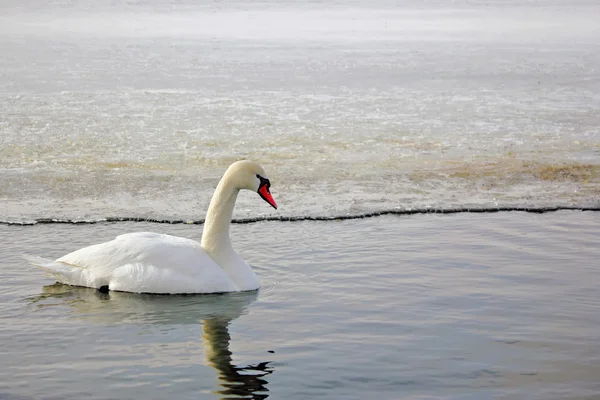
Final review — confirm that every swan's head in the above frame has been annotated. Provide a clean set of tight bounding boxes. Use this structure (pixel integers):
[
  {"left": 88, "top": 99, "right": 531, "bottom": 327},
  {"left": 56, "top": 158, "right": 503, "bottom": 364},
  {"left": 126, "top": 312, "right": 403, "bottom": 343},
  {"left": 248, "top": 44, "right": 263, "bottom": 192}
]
[{"left": 226, "top": 160, "right": 277, "bottom": 210}]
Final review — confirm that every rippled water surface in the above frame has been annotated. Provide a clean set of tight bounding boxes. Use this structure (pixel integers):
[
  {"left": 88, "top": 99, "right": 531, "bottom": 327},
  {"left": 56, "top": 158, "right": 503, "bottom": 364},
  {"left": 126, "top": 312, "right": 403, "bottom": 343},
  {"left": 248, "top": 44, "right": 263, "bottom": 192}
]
[{"left": 1, "top": 212, "right": 599, "bottom": 399}]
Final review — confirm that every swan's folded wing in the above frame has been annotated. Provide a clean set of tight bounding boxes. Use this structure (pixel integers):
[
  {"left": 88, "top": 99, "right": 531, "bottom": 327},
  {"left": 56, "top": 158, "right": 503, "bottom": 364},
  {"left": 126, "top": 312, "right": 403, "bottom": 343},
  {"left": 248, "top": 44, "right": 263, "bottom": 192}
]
[
  {"left": 52, "top": 232, "right": 236, "bottom": 293},
  {"left": 55, "top": 232, "right": 202, "bottom": 274}
]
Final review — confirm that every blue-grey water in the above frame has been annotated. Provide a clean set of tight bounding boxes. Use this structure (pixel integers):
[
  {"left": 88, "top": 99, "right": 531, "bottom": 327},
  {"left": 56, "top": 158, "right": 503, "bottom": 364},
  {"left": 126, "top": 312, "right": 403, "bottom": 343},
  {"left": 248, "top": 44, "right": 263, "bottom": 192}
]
[
  {"left": 1, "top": 0, "right": 600, "bottom": 398},
  {"left": 1, "top": 212, "right": 599, "bottom": 399}
]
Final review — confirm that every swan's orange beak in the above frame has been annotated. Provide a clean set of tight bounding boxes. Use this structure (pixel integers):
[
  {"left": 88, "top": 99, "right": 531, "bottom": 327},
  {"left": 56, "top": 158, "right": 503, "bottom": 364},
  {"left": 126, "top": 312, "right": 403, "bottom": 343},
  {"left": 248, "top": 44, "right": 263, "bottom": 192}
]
[{"left": 258, "top": 185, "right": 277, "bottom": 209}]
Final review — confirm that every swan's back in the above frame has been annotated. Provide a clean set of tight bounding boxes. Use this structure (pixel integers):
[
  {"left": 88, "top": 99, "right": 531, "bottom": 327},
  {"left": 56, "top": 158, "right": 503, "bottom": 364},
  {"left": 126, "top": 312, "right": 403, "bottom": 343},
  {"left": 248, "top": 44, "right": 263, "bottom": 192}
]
[
  {"left": 47, "top": 232, "right": 238, "bottom": 294},
  {"left": 59, "top": 232, "right": 204, "bottom": 274}
]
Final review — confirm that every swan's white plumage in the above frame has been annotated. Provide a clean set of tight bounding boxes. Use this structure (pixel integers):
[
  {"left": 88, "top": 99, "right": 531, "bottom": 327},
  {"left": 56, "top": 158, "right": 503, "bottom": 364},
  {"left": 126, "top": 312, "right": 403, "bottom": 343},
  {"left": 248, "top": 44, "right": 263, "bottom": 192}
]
[
  {"left": 26, "top": 160, "right": 276, "bottom": 294},
  {"left": 57, "top": 233, "right": 237, "bottom": 293}
]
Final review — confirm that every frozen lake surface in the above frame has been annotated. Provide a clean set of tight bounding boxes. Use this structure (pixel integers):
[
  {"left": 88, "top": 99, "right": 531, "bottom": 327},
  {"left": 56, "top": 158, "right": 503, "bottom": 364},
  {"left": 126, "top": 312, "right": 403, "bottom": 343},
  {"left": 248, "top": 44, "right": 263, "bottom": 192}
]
[{"left": 1, "top": 0, "right": 599, "bottom": 222}]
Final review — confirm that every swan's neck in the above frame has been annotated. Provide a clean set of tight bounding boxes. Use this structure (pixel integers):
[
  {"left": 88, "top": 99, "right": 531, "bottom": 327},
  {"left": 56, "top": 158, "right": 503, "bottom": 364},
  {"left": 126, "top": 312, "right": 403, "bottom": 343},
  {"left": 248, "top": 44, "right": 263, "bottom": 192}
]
[
  {"left": 200, "top": 174, "right": 259, "bottom": 291},
  {"left": 201, "top": 178, "right": 238, "bottom": 255}
]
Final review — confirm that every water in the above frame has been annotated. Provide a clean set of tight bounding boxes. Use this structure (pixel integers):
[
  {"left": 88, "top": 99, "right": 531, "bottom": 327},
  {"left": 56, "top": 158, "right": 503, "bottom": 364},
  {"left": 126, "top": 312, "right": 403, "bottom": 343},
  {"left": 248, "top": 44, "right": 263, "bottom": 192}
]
[
  {"left": 1, "top": 211, "right": 599, "bottom": 399},
  {"left": 1, "top": 0, "right": 599, "bottom": 222},
  {"left": 1, "top": 0, "right": 600, "bottom": 398}
]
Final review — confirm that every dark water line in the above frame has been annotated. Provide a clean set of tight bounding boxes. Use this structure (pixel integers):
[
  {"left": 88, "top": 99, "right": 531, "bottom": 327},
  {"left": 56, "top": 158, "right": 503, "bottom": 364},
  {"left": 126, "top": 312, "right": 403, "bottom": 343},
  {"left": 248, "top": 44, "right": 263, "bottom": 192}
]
[{"left": 1, "top": 206, "right": 599, "bottom": 226}]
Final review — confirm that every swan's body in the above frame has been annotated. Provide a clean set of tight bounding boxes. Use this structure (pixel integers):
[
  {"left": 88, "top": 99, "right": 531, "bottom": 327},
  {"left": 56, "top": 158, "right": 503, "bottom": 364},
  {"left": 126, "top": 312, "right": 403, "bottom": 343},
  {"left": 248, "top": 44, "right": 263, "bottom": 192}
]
[{"left": 27, "top": 160, "right": 277, "bottom": 294}]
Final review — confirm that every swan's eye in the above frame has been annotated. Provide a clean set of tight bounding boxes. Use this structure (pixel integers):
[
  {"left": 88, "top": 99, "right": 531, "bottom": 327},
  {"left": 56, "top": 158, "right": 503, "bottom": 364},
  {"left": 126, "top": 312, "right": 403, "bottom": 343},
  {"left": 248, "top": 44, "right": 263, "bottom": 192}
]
[{"left": 256, "top": 174, "right": 271, "bottom": 192}]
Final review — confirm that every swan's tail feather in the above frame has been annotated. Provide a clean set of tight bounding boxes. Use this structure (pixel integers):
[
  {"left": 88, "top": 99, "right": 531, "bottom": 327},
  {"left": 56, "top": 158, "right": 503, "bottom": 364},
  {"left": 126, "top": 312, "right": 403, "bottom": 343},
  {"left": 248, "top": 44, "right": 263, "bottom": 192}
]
[
  {"left": 23, "top": 255, "right": 54, "bottom": 267},
  {"left": 23, "top": 255, "right": 81, "bottom": 282}
]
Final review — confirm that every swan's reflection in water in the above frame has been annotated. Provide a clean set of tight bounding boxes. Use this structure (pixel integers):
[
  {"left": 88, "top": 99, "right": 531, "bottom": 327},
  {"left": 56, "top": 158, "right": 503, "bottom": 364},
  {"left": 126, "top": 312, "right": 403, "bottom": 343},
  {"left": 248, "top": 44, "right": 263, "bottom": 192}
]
[
  {"left": 30, "top": 284, "right": 274, "bottom": 400},
  {"left": 204, "top": 318, "right": 272, "bottom": 400}
]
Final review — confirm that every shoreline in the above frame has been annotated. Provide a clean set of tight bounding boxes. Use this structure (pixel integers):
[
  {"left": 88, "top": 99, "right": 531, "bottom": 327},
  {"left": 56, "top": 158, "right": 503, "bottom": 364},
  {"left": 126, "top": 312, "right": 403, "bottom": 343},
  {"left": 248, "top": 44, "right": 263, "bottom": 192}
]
[{"left": 2, "top": 205, "right": 599, "bottom": 226}]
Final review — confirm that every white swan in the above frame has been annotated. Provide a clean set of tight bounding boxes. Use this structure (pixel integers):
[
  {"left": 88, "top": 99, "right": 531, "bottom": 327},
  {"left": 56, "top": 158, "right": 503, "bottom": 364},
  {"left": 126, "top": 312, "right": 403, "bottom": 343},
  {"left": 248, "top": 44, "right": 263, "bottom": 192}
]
[{"left": 26, "top": 160, "right": 277, "bottom": 294}]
